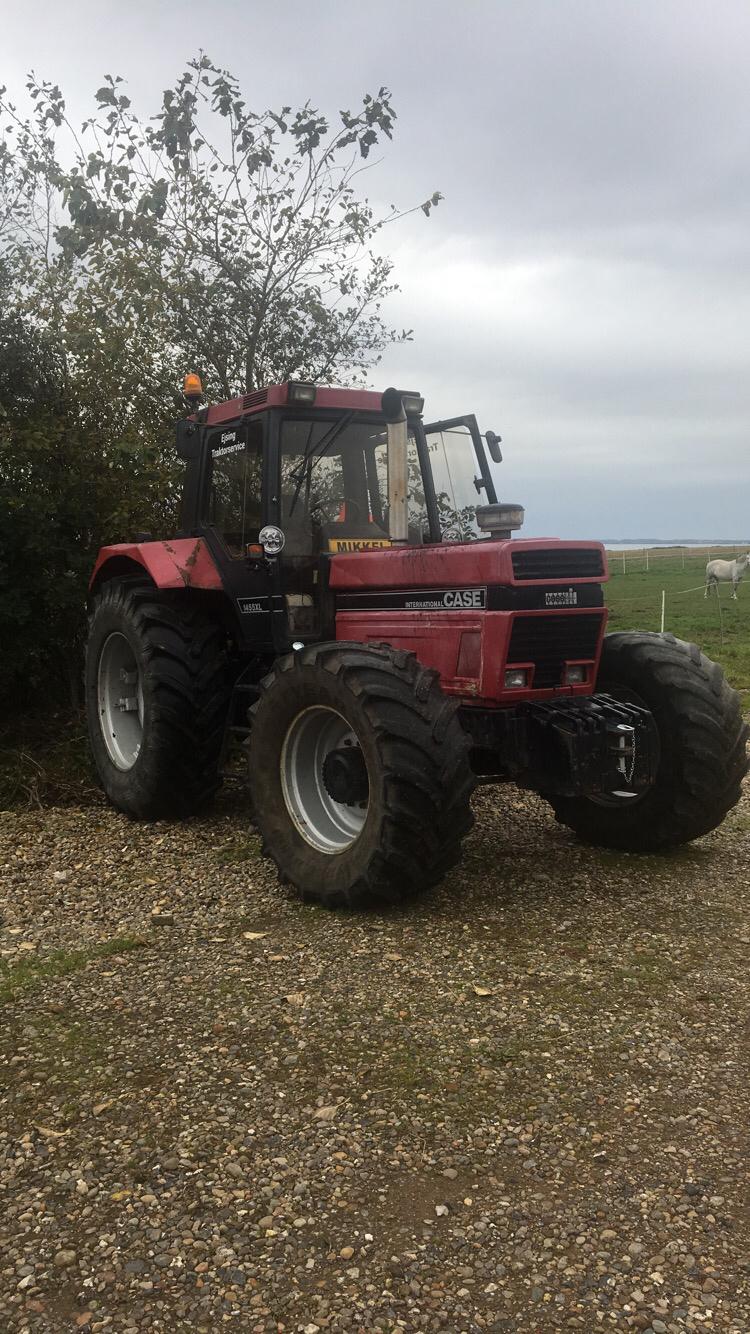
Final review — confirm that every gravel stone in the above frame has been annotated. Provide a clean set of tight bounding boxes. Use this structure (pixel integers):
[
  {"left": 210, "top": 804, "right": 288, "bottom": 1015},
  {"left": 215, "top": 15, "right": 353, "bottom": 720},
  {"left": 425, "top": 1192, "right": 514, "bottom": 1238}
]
[
  {"left": 53, "top": 1249, "right": 77, "bottom": 1268},
  {"left": 2, "top": 783, "right": 750, "bottom": 1330}
]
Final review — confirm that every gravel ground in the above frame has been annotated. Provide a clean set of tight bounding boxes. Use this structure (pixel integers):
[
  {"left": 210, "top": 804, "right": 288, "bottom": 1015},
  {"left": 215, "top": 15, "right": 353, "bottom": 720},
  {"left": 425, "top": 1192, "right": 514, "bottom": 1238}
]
[{"left": 1, "top": 781, "right": 749, "bottom": 1334}]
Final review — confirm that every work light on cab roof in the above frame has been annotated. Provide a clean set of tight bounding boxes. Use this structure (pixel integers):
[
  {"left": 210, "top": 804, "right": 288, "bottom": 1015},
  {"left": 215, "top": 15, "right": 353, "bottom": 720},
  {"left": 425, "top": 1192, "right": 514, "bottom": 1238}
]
[
  {"left": 83, "top": 367, "right": 748, "bottom": 911},
  {"left": 286, "top": 380, "right": 317, "bottom": 406}
]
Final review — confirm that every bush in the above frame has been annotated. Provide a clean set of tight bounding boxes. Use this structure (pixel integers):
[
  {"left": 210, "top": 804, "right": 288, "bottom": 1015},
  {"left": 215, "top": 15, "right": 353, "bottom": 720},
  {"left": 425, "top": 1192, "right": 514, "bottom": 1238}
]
[{"left": 0, "top": 297, "right": 179, "bottom": 707}]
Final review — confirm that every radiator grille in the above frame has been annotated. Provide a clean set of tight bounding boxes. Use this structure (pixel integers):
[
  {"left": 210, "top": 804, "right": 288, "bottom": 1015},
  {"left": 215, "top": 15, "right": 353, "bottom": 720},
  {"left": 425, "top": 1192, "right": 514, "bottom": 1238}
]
[
  {"left": 242, "top": 389, "right": 268, "bottom": 409},
  {"left": 507, "top": 613, "right": 604, "bottom": 688},
  {"left": 512, "top": 547, "right": 605, "bottom": 581}
]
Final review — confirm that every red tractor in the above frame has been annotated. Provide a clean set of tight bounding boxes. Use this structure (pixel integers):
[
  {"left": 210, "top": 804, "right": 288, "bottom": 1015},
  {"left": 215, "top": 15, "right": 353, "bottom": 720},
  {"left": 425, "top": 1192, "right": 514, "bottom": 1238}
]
[{"left": 86, "top": 378, "right": 747, "bottom": 907}]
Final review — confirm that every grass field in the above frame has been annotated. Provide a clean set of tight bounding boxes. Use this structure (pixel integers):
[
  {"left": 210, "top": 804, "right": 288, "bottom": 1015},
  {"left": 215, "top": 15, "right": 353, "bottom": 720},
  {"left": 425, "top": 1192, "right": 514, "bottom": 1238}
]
[{"left": 605, "top": 546, "right": 750, "bottom": 693}]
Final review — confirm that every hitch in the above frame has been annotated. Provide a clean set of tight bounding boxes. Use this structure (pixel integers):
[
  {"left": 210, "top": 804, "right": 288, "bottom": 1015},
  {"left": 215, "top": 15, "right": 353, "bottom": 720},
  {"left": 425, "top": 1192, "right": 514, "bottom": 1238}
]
[
  {"left": 524, "top": 694, "right": 653, "bottom": 797},
  {"left": 460, "top": 694, "right": 655, "bottom": 798}
]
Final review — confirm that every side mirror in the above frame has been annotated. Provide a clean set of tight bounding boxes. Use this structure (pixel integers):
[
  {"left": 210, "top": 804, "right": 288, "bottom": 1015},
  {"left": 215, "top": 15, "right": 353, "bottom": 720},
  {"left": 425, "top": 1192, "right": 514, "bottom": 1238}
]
[{"left": 485, "top": 430, "right": 503, "bottom": 464}]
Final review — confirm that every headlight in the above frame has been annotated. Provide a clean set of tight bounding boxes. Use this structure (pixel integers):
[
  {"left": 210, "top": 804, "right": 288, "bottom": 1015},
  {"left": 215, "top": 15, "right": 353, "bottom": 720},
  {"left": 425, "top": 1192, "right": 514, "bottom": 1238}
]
[
  {"left": 504, "top": 669, "right": 529, "bottom": 688},
  {"left": 565, "top": 664, "right": 587, "bottom": 684},
  {"left": 400, "top": 391, "right": 424, "bottom": 416}
]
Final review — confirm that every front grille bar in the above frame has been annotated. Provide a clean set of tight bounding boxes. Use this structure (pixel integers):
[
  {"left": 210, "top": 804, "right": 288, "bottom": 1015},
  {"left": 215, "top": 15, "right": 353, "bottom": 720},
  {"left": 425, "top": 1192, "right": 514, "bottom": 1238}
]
[
  {"left": 506, "top": 612, "right": 604, "bottom": 688},
  {"left": 512, "top": 548, "right": 605, "bottom": 581}
]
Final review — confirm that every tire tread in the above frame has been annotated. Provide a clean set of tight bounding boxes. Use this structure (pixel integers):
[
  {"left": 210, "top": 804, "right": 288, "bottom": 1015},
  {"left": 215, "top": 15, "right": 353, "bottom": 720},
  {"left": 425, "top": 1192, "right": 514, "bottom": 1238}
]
[
  {"left": 551, "top": 631, "right": 748, "bottom": 850},
  {"left": 247, "top": 641, "right": 475, "bottom": 908},
  {"left": 86, "top": 580, "right": 230, "bottom": 818}
]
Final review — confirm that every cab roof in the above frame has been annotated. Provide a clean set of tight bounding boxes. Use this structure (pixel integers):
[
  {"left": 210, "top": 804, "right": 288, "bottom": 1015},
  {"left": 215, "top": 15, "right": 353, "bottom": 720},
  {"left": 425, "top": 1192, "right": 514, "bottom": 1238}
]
[{"left": 203, "top": 382, "right": 384, "bottom": 427}]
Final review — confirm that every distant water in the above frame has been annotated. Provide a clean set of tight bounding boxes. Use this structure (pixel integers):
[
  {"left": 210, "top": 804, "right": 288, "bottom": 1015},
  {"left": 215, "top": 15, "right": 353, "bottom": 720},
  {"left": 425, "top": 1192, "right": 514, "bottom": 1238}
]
[{"left": 603, "top": 540, "right": 748, "bottom": 550}]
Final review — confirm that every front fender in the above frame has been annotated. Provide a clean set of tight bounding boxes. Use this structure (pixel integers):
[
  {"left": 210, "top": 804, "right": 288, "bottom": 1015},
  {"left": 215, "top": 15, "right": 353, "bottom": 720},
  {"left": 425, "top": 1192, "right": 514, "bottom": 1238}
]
[{"left": 89, "top": 538, "right": 222, "bottom": 592}]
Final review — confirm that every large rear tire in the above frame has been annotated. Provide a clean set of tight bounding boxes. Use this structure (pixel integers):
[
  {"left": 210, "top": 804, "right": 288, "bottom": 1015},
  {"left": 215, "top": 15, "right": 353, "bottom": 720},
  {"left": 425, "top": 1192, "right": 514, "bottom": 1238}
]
[
  {"left": 549, "top": 631, "right": 748, "bottom": 851},
  {"left": 247, "top": 642, "right": 475, "bottom": 908},
  {"left": 85, "top": 579, "right": 230, "bottom": 819}
]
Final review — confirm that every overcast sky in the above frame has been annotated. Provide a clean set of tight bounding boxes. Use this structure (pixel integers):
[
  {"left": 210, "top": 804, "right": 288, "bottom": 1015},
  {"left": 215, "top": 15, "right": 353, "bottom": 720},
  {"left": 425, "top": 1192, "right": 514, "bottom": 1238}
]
[{"left": 4, "top": 0, "right": 750, "bottom": 538}]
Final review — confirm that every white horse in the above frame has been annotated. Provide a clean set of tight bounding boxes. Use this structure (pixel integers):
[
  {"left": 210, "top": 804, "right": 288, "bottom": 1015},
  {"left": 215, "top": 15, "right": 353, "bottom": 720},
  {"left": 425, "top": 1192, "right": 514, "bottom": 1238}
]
[{"left": 705, "top": 553, "right": 750, "bottom": 600}]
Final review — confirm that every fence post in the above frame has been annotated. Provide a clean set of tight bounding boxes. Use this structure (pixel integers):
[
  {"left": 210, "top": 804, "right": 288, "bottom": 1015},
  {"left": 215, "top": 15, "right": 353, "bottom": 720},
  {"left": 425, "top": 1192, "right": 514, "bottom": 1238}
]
[
  {"left": 646, "top": 548, "right": 649, "bottom": 572},
  {"left": 660, "top": 589, "right": 665, "bottom": 633},
  {"left": 622, "top": 550, "right": 626, "bottom": 575}
]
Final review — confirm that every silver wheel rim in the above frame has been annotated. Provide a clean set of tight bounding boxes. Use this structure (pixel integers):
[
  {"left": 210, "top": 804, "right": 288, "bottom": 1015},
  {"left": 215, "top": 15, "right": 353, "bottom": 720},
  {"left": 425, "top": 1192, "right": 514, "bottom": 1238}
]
[
  {"left": 97, "top": 631, "right": 144, "bottom": 771},
  {"left": 280, "top": 707, "right": 368, "bottom": 853}
]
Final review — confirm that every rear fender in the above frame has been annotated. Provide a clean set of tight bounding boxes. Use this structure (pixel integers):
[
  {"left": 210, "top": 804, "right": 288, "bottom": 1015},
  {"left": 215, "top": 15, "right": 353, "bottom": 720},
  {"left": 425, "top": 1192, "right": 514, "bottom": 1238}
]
[{"left": 89, "top": 538, "right": 222, "bottom": 593}]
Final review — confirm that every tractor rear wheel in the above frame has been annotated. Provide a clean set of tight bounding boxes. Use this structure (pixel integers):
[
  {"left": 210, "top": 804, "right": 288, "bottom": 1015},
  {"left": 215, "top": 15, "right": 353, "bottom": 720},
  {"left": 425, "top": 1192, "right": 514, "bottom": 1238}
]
[
  {"left": 246, "top": 642, "right": 475, "bottom": 908},
  {"left": 549, "top": 632, "right": 748, "bottom": 851},
  {"left": 85, "top": 579, "right": 229, "bottom": 819}
]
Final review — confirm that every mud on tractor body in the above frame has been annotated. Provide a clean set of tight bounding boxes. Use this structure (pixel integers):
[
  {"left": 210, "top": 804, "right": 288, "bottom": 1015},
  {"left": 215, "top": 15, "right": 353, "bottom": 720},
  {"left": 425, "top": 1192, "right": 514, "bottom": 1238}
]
[{"left": 86, "top": 379, "right": 748, "bottom": 907}]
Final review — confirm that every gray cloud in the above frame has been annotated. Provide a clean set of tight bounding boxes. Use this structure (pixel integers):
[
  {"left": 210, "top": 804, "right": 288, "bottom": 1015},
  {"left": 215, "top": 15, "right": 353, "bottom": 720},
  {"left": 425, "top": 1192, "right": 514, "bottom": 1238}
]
[{"left": 3, "top": 0, "right": 749, "bottom": 537}]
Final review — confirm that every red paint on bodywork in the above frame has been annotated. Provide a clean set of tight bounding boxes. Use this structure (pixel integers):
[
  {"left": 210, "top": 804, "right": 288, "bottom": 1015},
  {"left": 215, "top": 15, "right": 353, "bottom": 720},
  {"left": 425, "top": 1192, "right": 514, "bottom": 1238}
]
[
  {"left": 202, "top": 383, "right": 384, "bottom": 427},
  {"left": 333, "top": 539, "right": 609, "bottom": 703},
  {"left": 329, "top": 538, "right": 608, "bottom": 590},
  {"left": 89, "top": 539, "right": 222, "bottom": 592},
  {"left": 337, "top": 610, "right": 487, "bottom": 697},
  {"left": 336, "top": 607, "right": 608, "bottom": 704}
]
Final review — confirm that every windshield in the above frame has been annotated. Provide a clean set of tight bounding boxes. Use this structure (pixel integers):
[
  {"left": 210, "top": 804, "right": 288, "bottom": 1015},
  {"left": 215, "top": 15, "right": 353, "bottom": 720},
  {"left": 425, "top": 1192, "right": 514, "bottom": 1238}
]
[
  {"left": 424, "top": 424, "right": 485, "bottom": 541},
  {"left": 279, "top": 416, "right": 431, "bottom": 549},
  {"left": 207, "top": 413, "right": 487, "bottom": 557}
]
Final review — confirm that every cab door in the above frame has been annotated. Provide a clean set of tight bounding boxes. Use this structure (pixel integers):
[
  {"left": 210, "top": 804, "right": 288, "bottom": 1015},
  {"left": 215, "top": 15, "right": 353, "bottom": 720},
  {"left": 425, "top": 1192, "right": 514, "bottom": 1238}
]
[{"left": 200, "top": 416, "right": 279, "bottom": 647}]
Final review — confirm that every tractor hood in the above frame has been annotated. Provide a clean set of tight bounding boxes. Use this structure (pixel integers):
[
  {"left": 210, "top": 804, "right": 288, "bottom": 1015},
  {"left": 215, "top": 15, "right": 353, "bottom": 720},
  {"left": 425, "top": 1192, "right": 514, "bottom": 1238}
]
[{"left": 329, "top": 538, "right": 608, "bottom": 592}]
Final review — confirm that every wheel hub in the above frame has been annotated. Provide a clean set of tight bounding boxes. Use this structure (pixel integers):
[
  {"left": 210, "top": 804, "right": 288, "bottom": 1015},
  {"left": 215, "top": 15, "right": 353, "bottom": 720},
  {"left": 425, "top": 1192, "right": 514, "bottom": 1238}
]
[
  {"left": 321, "top": 746, "right": 369, "bottom": 805},
  {"left": 280, "top": 707, "right": 368, "bottom": 854}
]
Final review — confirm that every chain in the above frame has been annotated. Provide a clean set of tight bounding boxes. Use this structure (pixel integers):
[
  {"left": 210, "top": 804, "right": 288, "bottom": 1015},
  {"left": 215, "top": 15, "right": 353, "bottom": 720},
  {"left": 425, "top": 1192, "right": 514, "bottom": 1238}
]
[
  {"left": 625, "top": 728, "right": 636, "bottom": 785},
  {"left": 617, "top": 724, "right": 637, "bottom": 786}
]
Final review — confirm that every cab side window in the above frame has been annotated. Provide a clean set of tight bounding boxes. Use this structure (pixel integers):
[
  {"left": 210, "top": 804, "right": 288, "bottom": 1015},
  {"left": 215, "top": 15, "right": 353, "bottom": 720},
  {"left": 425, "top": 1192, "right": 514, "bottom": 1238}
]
[{"left": 208, "top": 421, "right": 263, "bottom": 557}]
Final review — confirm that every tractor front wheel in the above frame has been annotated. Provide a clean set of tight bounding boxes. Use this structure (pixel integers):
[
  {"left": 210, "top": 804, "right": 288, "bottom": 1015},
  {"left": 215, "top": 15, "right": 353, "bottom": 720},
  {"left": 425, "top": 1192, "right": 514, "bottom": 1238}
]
[
  {"left": 549, "top": 631, "right": 748, "bottom": 851},
  {"left": 86, "top": 579, "right": 229, "bottom": 819},
  {"left": 247, "top": 642, "right": 475, "bottom": 908}
]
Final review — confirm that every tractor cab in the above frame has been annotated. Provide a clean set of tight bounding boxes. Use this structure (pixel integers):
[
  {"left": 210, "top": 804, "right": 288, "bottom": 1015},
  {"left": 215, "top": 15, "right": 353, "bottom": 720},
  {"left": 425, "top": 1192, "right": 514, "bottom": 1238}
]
[{"left": 172, "top": 378, "right": 516, "bottom": 650}]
